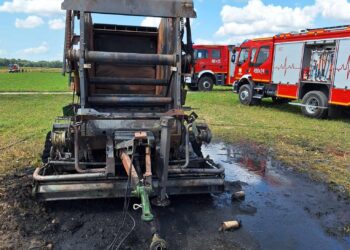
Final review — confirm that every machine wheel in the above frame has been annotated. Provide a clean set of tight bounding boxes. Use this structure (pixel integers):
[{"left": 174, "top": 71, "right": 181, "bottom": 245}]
[
  {"left": 238, "top": 84, "right": 260, "bottom": 105},
  {"left": 41, "top": 131, "right": 52, "bottom": 163},
  {"left": 198, "top": 76, "right": 214, "bottom": 91},
  {"left": 301, "top": 91, "right": 328, "bottom": 119}
]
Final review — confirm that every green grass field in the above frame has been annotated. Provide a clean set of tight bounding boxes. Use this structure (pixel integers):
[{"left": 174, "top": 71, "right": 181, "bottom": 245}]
[
  {"left": 0, "top": 71, "right": 68, "bottom": 92},
  {"left": 0, "top": 87, "right": 349, "bottom": 196},
  {"left": 187, "top": 88, "right": 350, "bottom": 195},
  {"left": 0, "top": 95, "right": 70, "bottom": 173}
]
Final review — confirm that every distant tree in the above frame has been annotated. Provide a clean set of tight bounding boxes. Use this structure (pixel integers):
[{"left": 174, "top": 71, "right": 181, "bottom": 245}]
[{"left": 0, "top": 58, "right": 63, "bottom": 68}]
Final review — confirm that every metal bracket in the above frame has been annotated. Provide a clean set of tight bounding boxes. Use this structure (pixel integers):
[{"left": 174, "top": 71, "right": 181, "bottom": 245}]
[
  {"left": 116, "top": 139, "right": 135, "bottom": 155},
  {"left": 105, "top": 136, "right": 115, "bottom": 176},
  {"left": 157, "top": 116, "right": 174, "bottom": 205},
  {"left": 115, "top": 131, "right": 155, "bottom": 155}
]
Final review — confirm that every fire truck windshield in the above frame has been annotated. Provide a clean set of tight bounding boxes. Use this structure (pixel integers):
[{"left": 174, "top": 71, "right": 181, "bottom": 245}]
[
  {"left": 194, "top": 49, "right": 208, "bottom": 59},
  {"left": 238, "top": 48, "right": 250, "bottom": 65}
]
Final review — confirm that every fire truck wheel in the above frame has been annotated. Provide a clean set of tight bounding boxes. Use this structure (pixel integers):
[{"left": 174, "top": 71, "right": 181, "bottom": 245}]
[
  {"left": 198, "top": 76, "right": 214, "bottom": 91},
  {"left": 301, "top": 91, "right": 328, "bottom": 119},
  {"left": 238, "top": 84, "right": 259, "bottom": 105}
]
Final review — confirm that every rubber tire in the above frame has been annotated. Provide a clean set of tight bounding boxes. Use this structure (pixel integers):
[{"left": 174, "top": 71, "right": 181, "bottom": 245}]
[
  {"left": 238, "top": 84, "right": 260, "bottom": 106},
  {"left": 301, "top": 91, "right": 328, "bottom": 119},
  {"left": 198, "top": 76, "right": 214, "bottom": 91},
  {"left": 41, "top": 131, "right": 52, "bottom": 163}
]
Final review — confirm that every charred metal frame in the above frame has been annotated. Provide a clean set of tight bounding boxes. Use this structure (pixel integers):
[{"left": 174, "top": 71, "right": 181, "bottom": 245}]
[
  {"left": 34, "top": 0, "right": 225, "bottom": 199},
  {"left": 33, "top": 1, "right": 225, "bottom": 246},
  {"left": 61, "top": 0, "right": 196, "bottom": 18}
]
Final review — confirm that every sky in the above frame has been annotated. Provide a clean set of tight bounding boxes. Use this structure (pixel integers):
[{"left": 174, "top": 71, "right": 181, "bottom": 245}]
[{"left": 0, "top": 0, "right": 350, "bottom": 61}]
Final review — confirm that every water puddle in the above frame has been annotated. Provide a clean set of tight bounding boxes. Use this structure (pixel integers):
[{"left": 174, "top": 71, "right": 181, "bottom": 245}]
[{"left": 190, "top": 142, "right": 350, "bottom": 250}]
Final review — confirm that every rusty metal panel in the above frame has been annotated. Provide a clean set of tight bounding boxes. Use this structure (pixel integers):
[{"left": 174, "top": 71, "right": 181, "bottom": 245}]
[
  {"left": 91, "top": 25, "right": 159, "bottom": 95},
  {"left": 61, "top": 0, "right": 196, "bottom": 18},
  {"left": 156, "top": 19, "right": 172, "bottom": 95}
]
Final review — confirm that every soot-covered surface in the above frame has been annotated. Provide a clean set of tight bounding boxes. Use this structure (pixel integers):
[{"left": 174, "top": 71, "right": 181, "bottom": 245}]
[{"left": 0, "top": 142, "right": 349, "bottom": 249}]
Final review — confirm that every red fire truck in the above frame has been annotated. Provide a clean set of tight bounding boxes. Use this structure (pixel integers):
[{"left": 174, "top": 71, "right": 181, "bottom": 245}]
[
  {"left": 185, "top": 45, "right": 237, "bottom": 91},
  {"left": 232, "top": 25, "right": 350, "bottom": 118},
  {"left": 8, "top": 64, "right": 20, "bottom": 73}
]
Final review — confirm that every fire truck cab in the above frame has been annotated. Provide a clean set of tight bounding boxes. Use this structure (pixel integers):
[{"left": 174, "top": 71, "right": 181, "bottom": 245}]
[
  {"left": 186, "top": 45, "right": 237, "bottom": 91},
  {"left": 233, "top": 25, "right": 350, "bottom": 119}
]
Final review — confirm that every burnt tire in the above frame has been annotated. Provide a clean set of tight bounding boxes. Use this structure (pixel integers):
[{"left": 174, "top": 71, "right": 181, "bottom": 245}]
[
  {"left": 41, "top": 131, "right": 52, "bottom": 164},
  {"left": 238, "top": 84, "right": 260, "bottom": 106},
  {"left": 198, "top": 76, "right": 214, "bottom": 91},
  {"left": 301, "top": 91, "right": 328, "bottom": 119}
]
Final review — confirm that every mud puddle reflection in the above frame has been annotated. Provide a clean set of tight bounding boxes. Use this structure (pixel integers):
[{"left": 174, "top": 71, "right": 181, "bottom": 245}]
[
  {"left": 51, "top": 143, "right": 350, "bottom": 250},
  {"left": 195, "top": 142, "right": 350, "bottom": 250}
]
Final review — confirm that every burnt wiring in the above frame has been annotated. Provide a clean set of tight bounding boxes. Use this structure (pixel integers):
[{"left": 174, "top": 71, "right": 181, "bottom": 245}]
[
  {"left": 107, "top": 152, "right": 136, "bottom": 250},
  {"left": 114, "top": 213, "right": 136, "bottom": 250},
  {"left": 0, "top": 137, "right": 33, "bottom": 151},
  {"left": 0, "top": 129, "right": 47, "bottom": 152}
]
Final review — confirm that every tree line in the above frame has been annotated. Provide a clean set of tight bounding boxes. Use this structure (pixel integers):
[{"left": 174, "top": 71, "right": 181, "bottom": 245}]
[{"left": 0, "top": 58, "right": 63, "bottom": 68}]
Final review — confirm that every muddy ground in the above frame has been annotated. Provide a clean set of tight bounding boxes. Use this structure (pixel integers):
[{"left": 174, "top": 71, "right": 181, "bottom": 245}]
[{"left": 0, "top": 142, "right": 349, "bottom": 250}]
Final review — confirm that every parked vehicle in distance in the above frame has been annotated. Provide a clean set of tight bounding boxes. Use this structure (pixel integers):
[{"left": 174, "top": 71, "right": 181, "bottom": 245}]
[
  {"left": 232, "top": 25, "right": 350, "bottom": 119},
  {"left": 8, "top": 64, "right": 21, "bottom": 73},
  {"left": 185, "top": 45, "right": 237, "bottom": 91}
]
